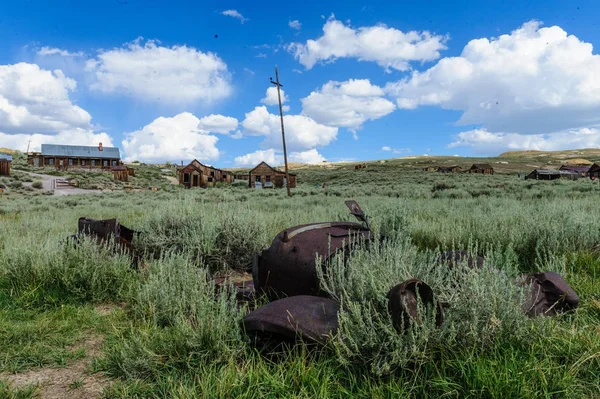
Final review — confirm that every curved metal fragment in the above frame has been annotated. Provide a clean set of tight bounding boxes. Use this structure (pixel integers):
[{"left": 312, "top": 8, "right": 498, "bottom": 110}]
[
  {"left": 387, "top": 279, "right": 444, "bottom": 333},
  {"left": 242, "top": 295, "right": 340, "bottom": 346},
  {"left": 520, "top": 271, "right": 579, "bottom": 317},
  {"left": 254, "top": 221, "right": 373, "bottom": 301}
]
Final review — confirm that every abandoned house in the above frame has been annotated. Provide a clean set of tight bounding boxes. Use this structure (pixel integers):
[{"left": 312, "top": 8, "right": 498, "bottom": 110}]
[
  {"left": 589, "top": 163, "right": 600, "bottom": 179},
  {"left": 437, "top": 166, "right": 462, "bottom": 173},
  {"left": 525, "top": 169, "right": 578, "bottom": 180},
  {"left": 112, "top": 165, "right": 134, "bottom": 182},
  {"left": 422, "top": 166, "right": 437, "bottom": 172},
  {"left": 27, "top": 143, "right": 121, "bottom": 170},
  {"left": 0, "top": 153, "right": 11, "bottom": 176},
  {"left": 249, "top": 161, "right": 297, "bottom": 189},
  {"left": 468, "top": 164, "right": 494, "bottom": 174},
  {"left": 559, "top": 165, "right": 590, "bottom": 177},
  {"left": 178, "top": 159, "right": 234, "bottom": 188}
]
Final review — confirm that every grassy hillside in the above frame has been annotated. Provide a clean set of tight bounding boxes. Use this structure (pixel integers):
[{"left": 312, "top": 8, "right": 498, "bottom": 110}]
[{"left": 1, "top": 164, "right": 599, "bottom": 398}]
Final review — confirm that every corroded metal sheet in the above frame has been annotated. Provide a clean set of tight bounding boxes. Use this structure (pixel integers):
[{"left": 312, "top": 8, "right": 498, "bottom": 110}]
[
  {"left": 387, "top": 279, "right": 444, "bottom": 333},
  {"left": 520, "top": 272, "right": 579, "bottom": 317},
  {"left": 242, "top": 295, "right": 339, "bottom": 345}
]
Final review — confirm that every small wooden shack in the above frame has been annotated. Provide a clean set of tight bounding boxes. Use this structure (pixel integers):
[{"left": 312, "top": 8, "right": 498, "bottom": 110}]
[
  {"left": 422, "top": 166, "right": 437, "bottom": 172},
  {"left": 525, "top": 169, "right": 578, "bottom": 180},
  {"left": 28, "top": 143, "right": 121, "bottom": 170},
  {"left": 437, "top": 166, "right": 462, "bottom": 173},
  {"left": 178, "top": 159, "right": 234, "bottom": 188},
  {"left": 559, "top": 165, "right": 590, "bottom": 177},
  {"left": 112, "top": 165, "right": 129, "bottom": 182},
  {"left": 468, "top": 164, "right": 494, "bottom": 174},
  {"left": 249, "top": 161, "right": 297, "bottom": 189},
  {"left": 0, "top": 153, "right": 11, "bottom": 176},
  {"left": 589, "top": 163, "right": 600, "bottom": 179}
]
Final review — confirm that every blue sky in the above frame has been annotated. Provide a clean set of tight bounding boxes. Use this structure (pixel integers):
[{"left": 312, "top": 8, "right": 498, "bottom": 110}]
[{"left": 1, "top": 0, "right": 599, "bottom": 166}]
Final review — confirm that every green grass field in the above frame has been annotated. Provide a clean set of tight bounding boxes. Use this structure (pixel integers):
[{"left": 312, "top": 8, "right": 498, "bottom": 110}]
[{"left": 1, "top": 157, "right": 599, "bottom": 398}]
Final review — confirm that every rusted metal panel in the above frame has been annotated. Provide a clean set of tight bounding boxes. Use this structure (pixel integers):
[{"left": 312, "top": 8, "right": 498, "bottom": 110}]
[
  {"left": 387, "top": 279, "right": 444, "bottom": 333},
  {"left": 242, "top": 295, "right": 339, "bottom": 346},
  {"left": 73, "top": 217, "right": 143, "bottom": 268},
  {"left": 253, "top": 221, "right": 373, "bottom": 301},
  {"left": 520, "top": 272, "right": 579, "bottom": 317}
]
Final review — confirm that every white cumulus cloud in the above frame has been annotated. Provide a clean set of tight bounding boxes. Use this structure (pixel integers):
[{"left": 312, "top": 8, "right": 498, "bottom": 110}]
[
  {"left": 261, "top": 86, "right": 288, "bottom": 106},
  {"left": 386, "top": 20, "right": 600, "bottom": 134},
  {"left": 221, "top": 10, "right": 248, "bottom": 23},
  {"left": 37, "top": 47, "right": 84, "bottom": 57},
  {"left": 234, "top": 148, "right": 325, "bottom": 166},
  {"left": 301, "top": 79, "right": 396, "bottom": 130},
  {"left": 449, "top": 127, "right": 600, "bottom": 155},
  {"left": 122, "top": 112, "right": 222, "bottom": 163},
  {"left": 381, "top": 146, "right": 392, "bottom": 151},
  {"left": 197, "top": 114, "right": 238, "bottom": 134},
  {"left": 86, "top": 38, "right": 232, "bottom": 104},
  {"left": 289, "top": 20, "right": 302, "bottom": 30},
  {"left": 0, "top": 62, "right": 112, "bottom": 151},
  {"left": 241, "top": 106, "right": 338, "bottom": 151},
  {"left": 287, "top": 15, "right": 447, "bottom": 71}
]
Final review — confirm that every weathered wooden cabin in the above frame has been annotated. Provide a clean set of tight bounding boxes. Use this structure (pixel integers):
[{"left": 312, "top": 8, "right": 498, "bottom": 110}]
[
  {"left": 112, "top": 165, "right": 129, "bottom": 182},
  {"left": 178, "top": 159, "right": 234, "bottom": 188},
  {"left": 422, "top": 166, "right": 437, "bottom": 172},
  {"left": 468, "top": 164, "right": 494, "bottom": 174},
  {"left": 0, "top": 153, "right": 11, "bottom": 176},
  {"left": 27, "top": 143, "right": 120, "bottom": 170},
  {"left": 249, "top": 162, "right": 297, "bottom": 189},
  {"left": 525, "top": 169, "right": 578, "bottom": 180},
  {"left": 437, "top": 166, "right": 462, "bottom": 173},
  {"left": 559, "top": 165, "right": 590, "bottom": 177},
  {"left": 589, "top": 163, "right": 600, "bottom": 179}
]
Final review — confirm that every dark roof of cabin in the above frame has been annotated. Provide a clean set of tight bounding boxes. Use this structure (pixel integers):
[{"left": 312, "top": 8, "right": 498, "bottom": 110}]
[
  {"left": 249, "top": 161, "right": 297, "bottom": 176},
  {"left": 41, "top": 144, "right": 120, "bottom": 159},
  {"left": 470, "top": 164, "right": 493, "bottom": 169},
  {"left": 559, "top": 165, "right": 590, "bottom": 173}
]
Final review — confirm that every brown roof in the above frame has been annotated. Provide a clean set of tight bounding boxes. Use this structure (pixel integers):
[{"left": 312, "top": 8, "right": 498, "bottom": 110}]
[
  {"left": 250, "top": 161, "right": 297, "bottom": 176},
  {"left": 470, "top": 164, "right": 493, "bottom": 169}
]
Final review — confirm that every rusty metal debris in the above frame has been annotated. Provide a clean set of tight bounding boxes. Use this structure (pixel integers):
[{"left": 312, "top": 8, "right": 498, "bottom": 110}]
[
  {"left": 520, "top": 271, "right": 579, "bottom": 317},
  {"left": 242, "top": 295, "right": 339, "bottom": 346},
  {"left": 436, "top": 250, "right": 484, "bottom": 270},
  {"left": 213, "top": 272, "right": 255, "bottom": 306},
  {"left": 387, "top": 279, "right": 444, "bottom": 333},
  {"left": 253, "top": 221, "right": 374, "bottom": 301},
  {"left": 70, "top": 217, "right": 143, "bottom": 268}
]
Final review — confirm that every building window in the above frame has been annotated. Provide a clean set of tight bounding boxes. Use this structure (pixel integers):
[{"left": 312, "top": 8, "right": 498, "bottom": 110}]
[
  {"left": 112, "top": 160, "right": 117, "bottom": 166},
  {"left": 183, "top": 173, "right": 190, "bottom": 183},
  {"left": 265, "top": 175, "right": 271, "bottom": 183},
  {"left": 103, "top": 160, "right": 108, "bottom": 167},
  {"left": 210, "top": 171, "right": 215, "bottom": 177},
  {"left": 49, "top": 158, "right": 55, "bottom": 165},
  {"left": 81, "top": 160, "right": 86, "bottom": 166},
  {"left": 208, "top": 177, "right": 213, "bottom": 182},
  {"left": 68, "top": 158, "right": 73, "bottom": 166},
  {"left": 91, "top": 160, "right": 96, "bottom": 167},
  {"left": 255, "top": 176, "right": 261, "bottom": 182}
]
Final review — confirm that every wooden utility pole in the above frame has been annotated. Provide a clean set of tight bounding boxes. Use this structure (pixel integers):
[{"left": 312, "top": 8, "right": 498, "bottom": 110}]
[
  {"left": 26, "top": 139, "right": 31, "bottom": 154},
  {"left": 270, "top": 66, "right": 292, "bottom": 197}
]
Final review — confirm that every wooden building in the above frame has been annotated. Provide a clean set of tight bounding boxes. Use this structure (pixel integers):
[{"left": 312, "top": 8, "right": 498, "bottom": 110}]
[
  {"left": 468, "top": 164, "right": 494, "bottom": 174},
  {"left": 27, "top": 143, "right": 120, "bottom": 170},
  {"left": 559, "top": 165, "right": 590, "bottom": 177},
  {"left": 112, "top": 165, "right": 130, "bottom": 182},
  {"left": 178, "top": 159, "right": 234, "bottom": 188},
  {"left": 422, "top": 166, "right": 437, "bottom": 172},
  {"left": 589, "top": 163, "right": 600, "bottom": 179},
  {"left": 525, "top": 169, "right": 578, "bottom": 180},
  {"left": 437, "top": 166, "right": 462, "bottom": 173},
  {"left": 0, "top": 153, "right": 11, "bottom": 176},
  {"left": 249, "top": 161, "right": 297, "bottom": 189}
]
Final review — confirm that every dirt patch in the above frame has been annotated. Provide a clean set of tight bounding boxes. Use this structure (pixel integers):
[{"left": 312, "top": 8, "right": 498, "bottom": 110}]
[
  {"left": 94, "top": 303, "right": 117, "bottom": 316},
  {"left": 1, "top": 335, "right": 110, "bottom": 399}
]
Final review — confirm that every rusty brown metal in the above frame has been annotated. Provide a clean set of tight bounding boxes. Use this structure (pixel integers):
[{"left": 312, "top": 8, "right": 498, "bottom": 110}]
[
  {"left": 73, "top": 217, "right": 143, "bottom": 268},
  {"left": 253, "top": 221, "right": 374, "bottom": 301},
  {"left": 436, "top": 250, "right": 484, "bottom": 270},
  {"left": 213, "top": 272, "right": 255, "bottom": 306},
  {"left": 387, "top": 279, "right": 444, "bottom": 333},
  {"left": 520, "top": 272, "right": 579, "bottom": 317},
  {"left": 242, "top": 295, "right": 339, "bottom": 346}
]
